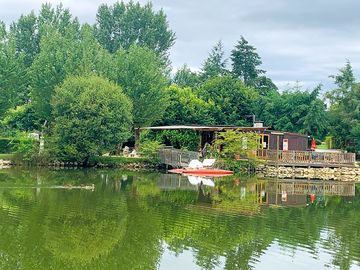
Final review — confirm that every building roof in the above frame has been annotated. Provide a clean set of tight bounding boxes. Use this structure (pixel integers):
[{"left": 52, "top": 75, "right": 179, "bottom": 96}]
[
  {"left": 140, "top": 125, "right": 309, "bottom": 137},
  {"left": 140, "top": 125, "right": 269, "bottom": 132}
]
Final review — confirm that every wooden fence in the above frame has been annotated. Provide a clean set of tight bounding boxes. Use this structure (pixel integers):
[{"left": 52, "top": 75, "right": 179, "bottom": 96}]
[
  {"left": 158, "top": 147, "right": 200, "bottom": 167},
  {"left": 257, "top": 150, "right": 356, "bottom": 165}
]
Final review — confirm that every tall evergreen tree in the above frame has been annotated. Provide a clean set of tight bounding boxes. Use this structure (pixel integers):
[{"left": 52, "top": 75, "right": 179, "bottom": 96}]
[
  {"left": 231, "top": 36, "right": 264, "bottom": 85},
  {"left": 327, "top": 60, "right": 355, "bottom": 104},
  {"left": 201, "top": 40, "right": 228, "bottom": 80}
]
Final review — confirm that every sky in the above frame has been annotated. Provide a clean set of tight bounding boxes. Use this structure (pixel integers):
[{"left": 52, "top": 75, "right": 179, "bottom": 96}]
[{"left": 1, "top": 0, "right": 360, "bottom": 92}]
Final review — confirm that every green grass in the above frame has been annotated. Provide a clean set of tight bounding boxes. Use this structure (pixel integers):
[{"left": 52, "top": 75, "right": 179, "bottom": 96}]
[
  {"left": 90, "top": 155, "right": 159, "bottom": 166},
  {"left": 0, "top": 153, "right": 15, "bottom": 160}
]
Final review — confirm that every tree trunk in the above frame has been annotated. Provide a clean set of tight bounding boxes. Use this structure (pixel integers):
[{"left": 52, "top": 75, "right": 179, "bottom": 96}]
[{"left": 134, "top": 127, "right": 140, "bottom": 150}]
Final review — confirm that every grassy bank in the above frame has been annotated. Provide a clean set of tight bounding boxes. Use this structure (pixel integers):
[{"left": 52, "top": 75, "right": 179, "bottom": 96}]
[
  {"left": 0, "top": 153, "right": 15, "bottom": 160},
  {"left": 91, "top": 156, "right": 159, "bottom": 168}
]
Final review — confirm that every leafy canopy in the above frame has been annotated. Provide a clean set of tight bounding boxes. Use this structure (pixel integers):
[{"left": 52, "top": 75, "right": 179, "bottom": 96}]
[
  {"left": 113, "top": 45, "right": 168, "bottom": 127},
  {"left": 197, "top": 75, "right": 258, "bottom": 126},
  {"left": 160, "top": 84, "right": 215, "bottom": 126},
  {"left": 95, "top": 1, "right": 175, "bottom": 60},
  {"left": 51, "top": 75, "right": 133, "bottom": 162}
]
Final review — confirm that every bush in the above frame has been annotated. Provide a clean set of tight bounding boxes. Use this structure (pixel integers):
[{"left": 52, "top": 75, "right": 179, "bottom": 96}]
[
  {"left": 50, "top": 75, "right": 133, "bottom": 163},
  {"left": 0, "top": 137, "right": 13, "bottom": 153},
  {"left": 139, "top": 140, "right": 163, "bottom": 160},
  {"left": 10, "top": 133, "right": 39, "bottom": 161},
  {"left": 213, "top": 130, "right": 260, "bottom": 160},
  {"left": 0, "top": 136, "right": 38, "bottom": 155},
  {"left": 155, "top": 130, "right": 199, "bottom": 151}
]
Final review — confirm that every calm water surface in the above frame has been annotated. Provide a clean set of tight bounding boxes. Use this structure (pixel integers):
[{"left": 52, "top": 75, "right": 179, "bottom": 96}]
[{"left": 0, "top": 168, "right": 359, "bottom": 270}]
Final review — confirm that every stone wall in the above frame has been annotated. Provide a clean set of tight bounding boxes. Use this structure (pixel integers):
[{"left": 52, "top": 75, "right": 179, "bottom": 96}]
[{"left": 256, "top": 165, "right": 360, "bottom": 181}]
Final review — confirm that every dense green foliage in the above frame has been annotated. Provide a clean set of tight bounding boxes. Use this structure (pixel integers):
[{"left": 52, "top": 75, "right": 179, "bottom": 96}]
[
  {"left": 95, "top": 1, "right": 175, "bottom": 60},
  {"left": 197, "top": 75, "right": 257, "bottom": 126},
  {"left": 257, "top": 85, "right": 328, "bottom": 139},
  {"left": 113, "top": 45, "right": 168, "bottom": 128},
  {"left": 50, "top": 75, "right": 133, "bottom": 162},
  {"left": 161, "top": 85, "right": 215, "bottom": 125},
  {"left": 0, "top": 1, "right": 358, "bottom": 160},
  {"left": 213, "top": 130, "right": 260, "bottom": 159},
  {"left": 326, "top": 62, "right": 360, "bottom": 154}
]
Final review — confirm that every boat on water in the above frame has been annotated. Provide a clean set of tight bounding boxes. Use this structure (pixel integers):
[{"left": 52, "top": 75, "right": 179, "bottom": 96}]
[
  {"left": 169, "top": 168, "right": 233, "bottom": 176},
  {"left": 168, "top": 159, "right": 233, "bottom": 176}
]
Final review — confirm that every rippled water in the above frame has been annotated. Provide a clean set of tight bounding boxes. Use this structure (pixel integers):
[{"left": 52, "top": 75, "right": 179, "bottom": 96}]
[{"left": 0, "top": 168, "right": 359, "bottom": 270}]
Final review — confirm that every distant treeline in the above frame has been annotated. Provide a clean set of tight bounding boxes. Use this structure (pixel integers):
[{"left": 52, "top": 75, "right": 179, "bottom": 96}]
[{"left": 0, "top": 2, "right": 359, "bottom": 162}]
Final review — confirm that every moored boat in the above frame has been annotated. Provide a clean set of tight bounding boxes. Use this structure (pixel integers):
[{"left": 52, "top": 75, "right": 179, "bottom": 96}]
[{"left": 168, "top": 168, "right": 233, "bottom": 176}]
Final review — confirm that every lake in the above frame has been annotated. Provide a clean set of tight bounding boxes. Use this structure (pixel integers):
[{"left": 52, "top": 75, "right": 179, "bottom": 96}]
[{"left": 0, "top": 168, "right": 359, "bottom": 270}]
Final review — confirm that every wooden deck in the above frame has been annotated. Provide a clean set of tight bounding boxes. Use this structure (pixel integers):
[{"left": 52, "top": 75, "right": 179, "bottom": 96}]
[
  {"left": 158, "top": 147, "right": 200, "bottom": 167},
  {"left": 158, "top": 148, "right": 356, "bottom": 168},
  {"left": 257, "top": 150, "right": 356, "bottom": 167}
]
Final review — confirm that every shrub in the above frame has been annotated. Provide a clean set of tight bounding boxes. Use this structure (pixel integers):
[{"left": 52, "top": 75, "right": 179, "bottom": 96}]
[
  {"left": 50, "top": 75, "right": 133, "bottom": 163},
  {"left": 139, "top": 140, "right": 163, "bottom": 160}
]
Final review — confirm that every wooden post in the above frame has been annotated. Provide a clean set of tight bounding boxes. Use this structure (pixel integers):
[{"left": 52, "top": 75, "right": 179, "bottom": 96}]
[
  {"left": 276, "top": 135, "right": 280, "bottom": 169},
  {"left": 134, "top": 127, "right": 140, "bottom": 150}
]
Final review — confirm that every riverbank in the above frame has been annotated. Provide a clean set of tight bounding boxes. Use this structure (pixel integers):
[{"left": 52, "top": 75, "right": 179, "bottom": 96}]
[
  {"left": 257, "top": 164, "right": 360, "bottom": 181},
  {"left": 0, "top": 155, "right": 160, "bottom": 171}
]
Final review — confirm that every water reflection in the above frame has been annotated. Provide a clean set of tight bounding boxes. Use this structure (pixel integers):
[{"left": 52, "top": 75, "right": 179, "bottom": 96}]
[{"left": 0, "top": 168, "right": 359, "bottom": 270}]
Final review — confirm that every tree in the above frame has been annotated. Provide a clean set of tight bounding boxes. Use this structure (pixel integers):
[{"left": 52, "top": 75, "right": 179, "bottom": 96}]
[
  {"left": 327, "top": 60, "right": 355, "bottom": 104},
  {"left": 301, "top": 99, "right": 328, "bottom": 139},
  {"left": 30, "top": 28, "right": 76, "bottom": 121},
  {"left": 231, "top": 36, "right": 265, "bottom": 85},
  {"left": 30, "top": 24, "right": 112, "bottom": 122},
  {"left": 326, "top": 62, "right": 360, "bottom": 152},
  {"left": 213, "top": 130, "right": 260, "bottom": 160},
  {"left": 9, "top": 12, "right": 39, "bottom": 67},
  {"left": 197, "top": 75, "right": 258, "bottom": 126},
  {"left": 50, "top": 75, "right": 133, "bottom": 162},
  {"left": 0, "top": 33, "right": 28, "bottom": 118},
  {"left": 95, "top": 1, "right": 175, "bottom": 60},
  {"left": 200, "top": 40, "right": 228, "bottom": 80},
  {"left": 9, "top": 3, "right": 80, "bottom": 67},
  {"left": 0, "top": 21, "right": 5, "bottom": 40},
  {"left": 249, "top": 75, "right": 278, "bottom": 96},
  {"left": 73, "top": 24, "right": 115, "bottom": 79},
  {"left": 173, "top": 65, "right": 201, "bottom": 88},
  {"left": 160, "top": 84, "right": 215, "bottom": 125},
  {"left": 257, "top": 85, "right": 328, "bottom": 139},
  {"left": 113, "top": 45, "right": 168, "bottom": 128}
]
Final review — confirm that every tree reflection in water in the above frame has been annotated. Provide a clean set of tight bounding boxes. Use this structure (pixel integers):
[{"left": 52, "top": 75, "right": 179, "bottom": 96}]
[{"left": 0, "top": 168, "right": 359, "bottom": 270}]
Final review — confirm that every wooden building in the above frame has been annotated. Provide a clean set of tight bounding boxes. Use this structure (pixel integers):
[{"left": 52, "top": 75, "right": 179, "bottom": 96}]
[{"left": 140, "top": 125, "right": 309, "bottom": 151}]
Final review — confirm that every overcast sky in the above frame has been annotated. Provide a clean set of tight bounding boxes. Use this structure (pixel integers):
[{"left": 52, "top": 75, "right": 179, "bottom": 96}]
[{"left": 1, "top": 0, "right": 360, "bottom": 91}]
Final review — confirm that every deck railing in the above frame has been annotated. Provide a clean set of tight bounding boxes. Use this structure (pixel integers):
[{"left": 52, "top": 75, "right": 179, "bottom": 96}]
[
  {"left": 265, "top": 180, "right": 356, "bottom": 196},
  {"left": 257, "top": 150, "right": 356, "bottom": 165},
  {"left": 158, "top": 147, "right": 200, "bottom": 167}
]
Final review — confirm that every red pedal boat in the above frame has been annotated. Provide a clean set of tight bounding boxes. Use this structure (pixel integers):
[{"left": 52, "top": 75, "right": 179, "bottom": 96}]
[{"left": 168, "top": 168, "right": 233, "bottom": 176}]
